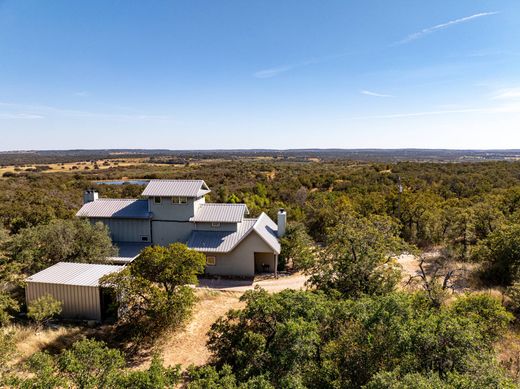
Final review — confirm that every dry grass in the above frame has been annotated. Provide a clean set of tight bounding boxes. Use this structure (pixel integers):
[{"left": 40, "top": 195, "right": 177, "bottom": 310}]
[
  {"left": 0, "top": 158, "right": 173, "bottom": 175},
  {"left": 136, "top": 289, "right": 244, "bottom": 369},
  {"left": 8, "top": 324, "right": 88, "bottom": 367}
]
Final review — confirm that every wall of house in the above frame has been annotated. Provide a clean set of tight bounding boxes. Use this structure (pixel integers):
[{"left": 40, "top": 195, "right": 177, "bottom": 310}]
[
  {"left": 90, "top": 218, "right": 151, "bottom": 243},
  {"left": 204, "top": 231, "right": 276, "bottom": 277},
  {"left": 194, "top": 222, "right": 238, "bottom": 232},
  {"left": 149, "top": 196, "right": 205, "bottom": 221},
  {"left": 151, "top": 221, "right": 195, "bottom": 246},
  {"left": 26, "top": 282, "right": 102, "bottom": 321}
]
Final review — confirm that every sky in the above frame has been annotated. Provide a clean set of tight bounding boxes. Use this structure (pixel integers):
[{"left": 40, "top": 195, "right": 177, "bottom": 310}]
[{"left": 1, "top": 0, "right": 520, "bottom": 150}]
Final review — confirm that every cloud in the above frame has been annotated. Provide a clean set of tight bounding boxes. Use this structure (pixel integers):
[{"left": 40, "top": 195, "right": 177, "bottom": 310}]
[
  {"left": 0, "top": 102, "right": 174, "bottom": 121},
  {"left": 350, "top": 103, "right": 520, "bottom": 120},
  {"left": 254, "top": 53, "right": 350, "bottom": 79},
  {"left": 0, "top": 112, "right": 44, "bottom": 119},
  {"left": 361, "top": 90, "right": 393, "bottom": 98},
  {"left": 254, "top": 65, "right": 294, "bottom": 79},
  {"left": 492, "top": 88, "right": 520, "bottom": 100},
  {"left": 395, "top": 12, "right": 499, "bottom": 45},
  {"left": 74, "top": 91, "right": 89, "bottom": 97}
]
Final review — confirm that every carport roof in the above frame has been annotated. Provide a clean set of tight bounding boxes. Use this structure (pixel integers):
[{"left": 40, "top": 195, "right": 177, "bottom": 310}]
[{"left": 26, "top": 262, "right": 124, "bottom": 287}]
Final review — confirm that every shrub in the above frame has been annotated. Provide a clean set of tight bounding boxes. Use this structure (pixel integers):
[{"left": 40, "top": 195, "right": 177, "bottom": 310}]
[{"left": 27, "top": 294, "right": 62, "bottom": 327}]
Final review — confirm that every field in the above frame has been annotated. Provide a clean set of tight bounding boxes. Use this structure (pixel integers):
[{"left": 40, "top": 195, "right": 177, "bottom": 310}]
[{"left": 0, "top": 158, "right": 175, "bottom": 176}]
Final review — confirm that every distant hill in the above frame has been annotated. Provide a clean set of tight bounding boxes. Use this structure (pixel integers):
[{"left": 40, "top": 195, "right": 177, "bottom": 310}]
[{"left": 1, "top": 148, "right": 520, "bottom": 165}]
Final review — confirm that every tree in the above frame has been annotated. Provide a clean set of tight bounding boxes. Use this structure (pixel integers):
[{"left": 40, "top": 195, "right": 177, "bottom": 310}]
[
  {"left": 472, "top": 223, "right": 520, "bottom": 285},
  {"left": 59, "top": 338, "right": 125, "bottom": 389},
  {"left": 306, "top": 214, "right": 405, "bottom": 298},
  {"left": 131, "top": 243, "right": 206, "bottom": 295},
  {"left": 278, "top": 222, "right": 315, "bottom": 271},
  {"left": 101, "top": 243, "right": 205, "bottom": 338},
  {"left": 118, "top": 354, "right": 181, "bottom": 388},
  {"left": 12, "top": 351, "right": 65, "bottom": 389},
  {"left": 7, "top": 219, "right": 117, "bottom": 274},
  {"left": 27, "top": 294, "right": 62, "bottom": 328}
]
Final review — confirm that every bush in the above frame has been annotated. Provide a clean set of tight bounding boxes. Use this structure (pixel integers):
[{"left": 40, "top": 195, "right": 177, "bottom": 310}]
[{"left": 27, "top": 294, "right": 62, "bottom": 327}]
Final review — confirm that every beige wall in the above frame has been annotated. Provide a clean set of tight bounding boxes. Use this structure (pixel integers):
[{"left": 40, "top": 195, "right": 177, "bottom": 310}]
[
  {"left": 204, "top": 231, "right": 276, "bottom": 277},
  {"left": 26, "top": 282, "right": 102, "bottom": 321}
]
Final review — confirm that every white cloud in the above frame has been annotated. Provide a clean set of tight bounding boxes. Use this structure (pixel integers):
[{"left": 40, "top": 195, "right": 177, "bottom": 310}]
[
  {"left": 254, "top": 53, "right": 350, "bottom": 79},
  {"left": 0, "top": 102, "right": 174, "bottom": 121},
  {"left": 0, "top": 112, "right": 44, "bottom": 119},
  {"left": 492, "top": 88, "right": 520, "bottom": 100},
  {"left": 361, "top": 90, "right": 393, "bottom": 98},
  {"left": 74, "top": 91, "right": 89, "bottom": 97},
  {"left": 350, "top": 104, "right": 520, "bottom": 120},
  {"left": 254, "top": 65, "right": 294, "bottom": 79},
  {"left": 395, "top": 12, "right": 499, "bottom": 45}
]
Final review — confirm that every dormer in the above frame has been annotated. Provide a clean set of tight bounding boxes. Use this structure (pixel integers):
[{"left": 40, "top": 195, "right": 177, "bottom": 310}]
[{"left": 142, "top": 180, "right": 210, "bottom": 221}]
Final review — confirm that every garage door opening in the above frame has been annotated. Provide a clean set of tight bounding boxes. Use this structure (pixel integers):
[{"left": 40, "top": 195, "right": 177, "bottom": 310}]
[{"left": 254, "top": 252, "right": 275, "bottom": 274}]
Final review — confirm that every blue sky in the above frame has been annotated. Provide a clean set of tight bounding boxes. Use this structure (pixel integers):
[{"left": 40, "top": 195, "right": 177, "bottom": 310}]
[{"left": 1, "top": 0, "right": 519, "bottom": 150}]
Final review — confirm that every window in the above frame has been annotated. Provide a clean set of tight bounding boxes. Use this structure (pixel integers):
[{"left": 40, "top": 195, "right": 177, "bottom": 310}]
[
  {"left": 172, "top": 196, "right": 188, "bottom": 204},
  {"left": 206, "top": 256, "right": 216, "bottom": 266},
  {"left": 154, "top": 196, "right": 161, "bottom": 204},
  {"left": 211, "top": 222, "right": 221, "bottom": 228},
  {"left": 141, "top": 236, "right": 149, "bottom": 242}
]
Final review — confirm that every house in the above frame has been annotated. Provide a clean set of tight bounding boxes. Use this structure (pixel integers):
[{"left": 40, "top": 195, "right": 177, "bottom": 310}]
[
  {"left": 25, "top": 262, "right": 123, "bottom": 322},
  {"left": 76, "top": 180, "right": 285, "bottom": 277}
]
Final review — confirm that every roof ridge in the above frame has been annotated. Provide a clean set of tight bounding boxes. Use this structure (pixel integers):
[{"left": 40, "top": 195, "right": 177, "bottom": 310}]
[
  {"left": 201, "top": 203, "right": 246, "bottom": 206},
  {"left": 149, "top": 179, "right": 203, "bottom": 182},
  {"left": 92, "top": 198, "right": 142, "bottom": 202}
]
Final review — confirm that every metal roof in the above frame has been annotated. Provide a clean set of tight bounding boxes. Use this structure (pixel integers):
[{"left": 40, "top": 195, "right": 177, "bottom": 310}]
[
  {"left": 76, "top": 199, "right": 151, "bottom": 219},
  {"left": 187, "top": 213, "right": 280, "bottom": 254},
  {"left": 190, "top": 203, "right": 248, "bottom": 223},
  {"left": 252, "top": 213, "right": 281, "bottom": 253},
  {"left": 26, "top": 262, "right": 124, "bottom": 287},
  {"left": 141, "top": 180, "right": 211, "bottom": 198},
  {"left": 106, "top": 242, "right": 151, "bottom": 264}
]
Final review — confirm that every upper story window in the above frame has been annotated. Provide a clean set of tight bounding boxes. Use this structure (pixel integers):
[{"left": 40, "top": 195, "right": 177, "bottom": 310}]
[
  {"left": 172, "top": 196, "right": 188, "bottom": 204},
  {"left": 154, "top": 196, "right": 161, "bottom": 204},
  {"left": 211, "top": 222, "right": 221, "bottom": 228}
]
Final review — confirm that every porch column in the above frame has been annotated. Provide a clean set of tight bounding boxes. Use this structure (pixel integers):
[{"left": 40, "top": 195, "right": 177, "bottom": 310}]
[{"left": 274, "top": 254, "right": 278, "bottom": 278}]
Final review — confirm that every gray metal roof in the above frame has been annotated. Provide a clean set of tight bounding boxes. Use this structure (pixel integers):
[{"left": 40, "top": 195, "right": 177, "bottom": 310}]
[
  {"left": 26, "top": 262, "right": 124, "bottom": 287},
  {"left": 187, "top": 213, "right": 280, "bottom": 254},
  {"left": 253, "top": 213, "right": 281, "bottom": 253},
  {"left": 190, "top": 203, "right": 248, "bottom": 223},
  {"left": 107, "top": 242, "right": 151, "bottom": 264},
  {"left": 141, "top": 180, "right": 211, "bottom": 198},
  {"left": 76, "top": 199, "right": 151, "bottom": 219}
]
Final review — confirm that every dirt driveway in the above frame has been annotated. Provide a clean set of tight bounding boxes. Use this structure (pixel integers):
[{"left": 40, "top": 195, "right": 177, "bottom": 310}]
[{"left": 197, "top": 273, "right": 309, "bottom": 292}]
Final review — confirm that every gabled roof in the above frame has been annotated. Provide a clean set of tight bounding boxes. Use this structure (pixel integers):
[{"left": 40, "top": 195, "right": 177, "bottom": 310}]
[
  {"left": 76, "top": 199, "right": 151, "bottom": 219},
  {"left": 252, "top": 212, "right": 281, "bottom": 253},
  {"left": 190, "top": 203, "right": 249, "bottom": 223},
  {"left": 141, "top": 179, "right": 211, "bottom": 198},
  {"left": 187, "top": 213, "right": 280, "bottom": 254},
  {"left": 26, "top": 262, "right": 124, "bottom": 287}
]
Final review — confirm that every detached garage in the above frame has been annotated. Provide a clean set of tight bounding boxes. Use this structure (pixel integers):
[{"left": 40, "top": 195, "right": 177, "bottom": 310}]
[{"left": 25, "top": 262, "right": 123, "bottom": 322}]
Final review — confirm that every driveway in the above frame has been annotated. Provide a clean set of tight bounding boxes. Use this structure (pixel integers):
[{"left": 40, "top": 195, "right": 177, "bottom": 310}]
[{"left": 197, "top": 273, "right": 309, "bottom": 293}]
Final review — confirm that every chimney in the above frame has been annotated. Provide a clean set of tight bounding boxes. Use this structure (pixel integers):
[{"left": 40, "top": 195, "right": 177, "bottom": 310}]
[
  {"left": 83, "top": 189, "right": 99, "bottom": 204},
  {"left": 277, "top": 208, "right": 287, "bottom": 237}
]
